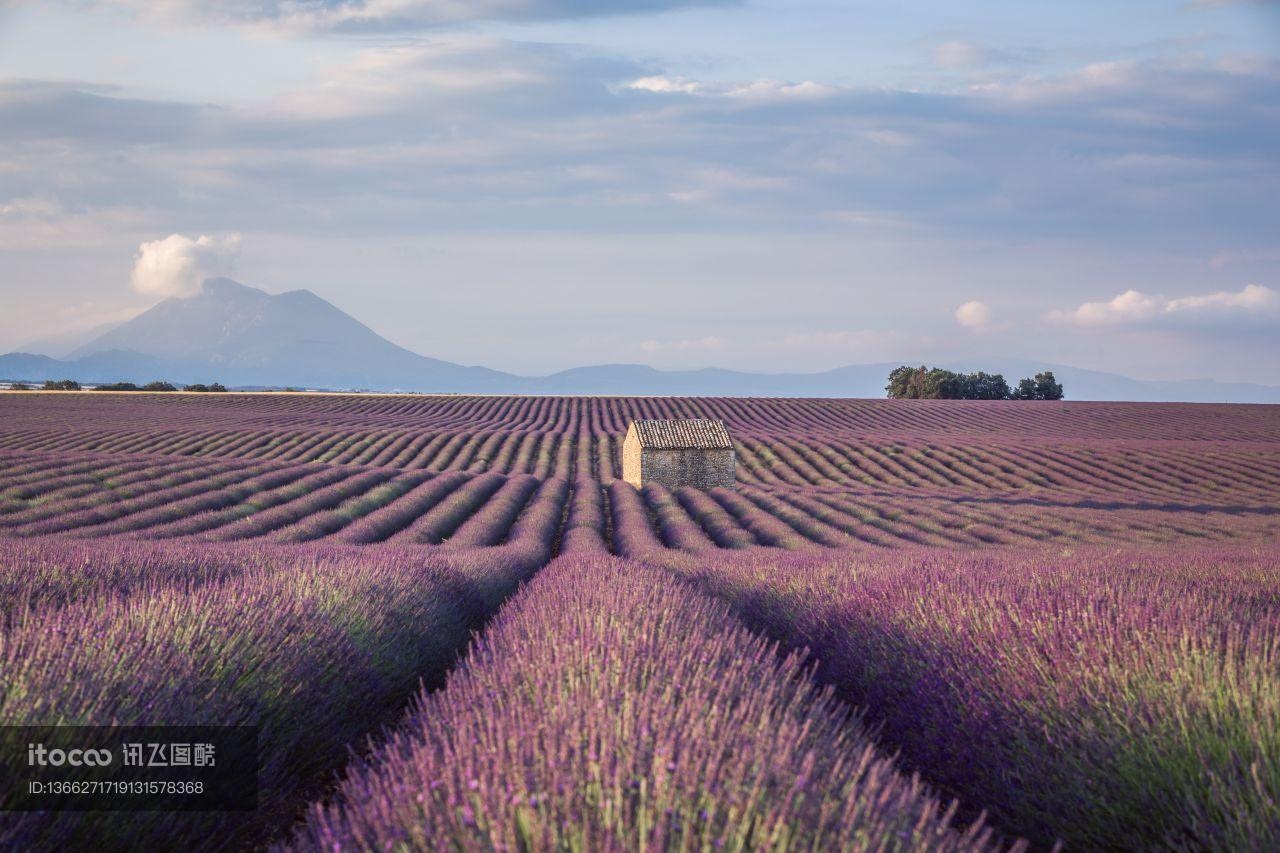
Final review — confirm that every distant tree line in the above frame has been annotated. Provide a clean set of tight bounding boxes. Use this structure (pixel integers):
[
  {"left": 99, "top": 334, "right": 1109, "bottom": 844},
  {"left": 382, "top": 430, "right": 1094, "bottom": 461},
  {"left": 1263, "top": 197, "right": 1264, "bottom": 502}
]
[
  {"left": 95, "top": 381, "right": 227, "bottom": 392},
  {"left": 886, "top": 366, "right": 1064, "bottom": 400},
  {"left": 96, "top": 381, "right": 169, "bottom": 392},
  {"left": 4, "top": 380, "right": 228, "bottom": 392}
]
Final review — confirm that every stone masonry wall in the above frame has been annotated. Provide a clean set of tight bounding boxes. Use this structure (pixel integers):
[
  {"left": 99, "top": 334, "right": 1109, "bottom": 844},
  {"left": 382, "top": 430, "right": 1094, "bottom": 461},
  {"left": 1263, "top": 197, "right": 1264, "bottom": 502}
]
[{"left": 641, "top": 448, "right": 736, "bottom": 490}]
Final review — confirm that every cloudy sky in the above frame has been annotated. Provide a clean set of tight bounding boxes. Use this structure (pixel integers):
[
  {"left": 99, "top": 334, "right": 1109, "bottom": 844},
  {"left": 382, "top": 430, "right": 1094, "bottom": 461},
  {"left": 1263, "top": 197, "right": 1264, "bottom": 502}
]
[{"left": 1, "top": 0, "right": 1277, "bottom": 380}]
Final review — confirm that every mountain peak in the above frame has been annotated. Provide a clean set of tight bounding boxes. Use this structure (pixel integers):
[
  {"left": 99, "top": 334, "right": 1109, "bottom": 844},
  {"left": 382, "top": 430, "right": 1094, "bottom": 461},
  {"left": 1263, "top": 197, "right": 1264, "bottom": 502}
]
[
  {"left": 199, "top": 277, "right": 265, "bottom": 298},
  {"left": 57, "top": 275, "right": 511, "bottom": 392},
  {"left": 277, "top": 287, "right": 326, "bottom": 303}
]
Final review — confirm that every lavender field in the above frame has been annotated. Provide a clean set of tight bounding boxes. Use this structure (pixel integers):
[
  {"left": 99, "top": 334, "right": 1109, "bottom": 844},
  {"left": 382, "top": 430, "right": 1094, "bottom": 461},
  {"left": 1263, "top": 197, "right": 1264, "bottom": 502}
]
[{"left": 1, "top": 392, "right": 1277, "bottom": 849}]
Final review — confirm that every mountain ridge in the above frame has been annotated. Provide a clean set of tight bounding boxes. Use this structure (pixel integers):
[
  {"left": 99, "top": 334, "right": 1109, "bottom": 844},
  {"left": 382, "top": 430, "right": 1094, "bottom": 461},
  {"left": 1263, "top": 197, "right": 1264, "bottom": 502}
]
[{"left": 4, "top": 278, "right": 1278, "bottom": 402}]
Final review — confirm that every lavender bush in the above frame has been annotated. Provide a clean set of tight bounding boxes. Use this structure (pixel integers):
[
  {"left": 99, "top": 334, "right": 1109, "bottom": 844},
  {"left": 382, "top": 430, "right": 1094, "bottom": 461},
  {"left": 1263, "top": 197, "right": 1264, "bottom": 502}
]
[
  {"left": 0, "top": 543, "right": 545, "bottom": 849},
  {"left": 651, "top": 543, "right": 1280, "bottom": 849},
  {"left": 287, "top": 555, "right": 1003, "bottom": 851}
]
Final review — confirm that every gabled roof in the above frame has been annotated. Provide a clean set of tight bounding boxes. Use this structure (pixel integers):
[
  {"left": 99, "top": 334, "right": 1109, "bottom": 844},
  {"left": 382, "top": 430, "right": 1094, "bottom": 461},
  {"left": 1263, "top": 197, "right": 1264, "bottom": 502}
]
[{"left": 629, "top": 419, "right": 734, "bottom": 450}]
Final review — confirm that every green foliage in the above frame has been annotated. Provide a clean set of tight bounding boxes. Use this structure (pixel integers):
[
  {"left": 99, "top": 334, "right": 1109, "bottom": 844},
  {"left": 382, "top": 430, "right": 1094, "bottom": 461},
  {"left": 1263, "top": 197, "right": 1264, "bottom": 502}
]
[
  {"left": 1011, "top": 371, "right": 1064, "bottom": 401},
  {"left": 42, "top": 379, "right": 81, "bottom": 391},
  {"left": 7, "top": 382, "right": 30, "bottom": 391},
  {"left": 884, "top": 365, "right": 919, "bottom": 398},
  {"left": 1035, "top": 371, "right": 1063, "bottom": 400},
  {"left": 886, "top": 366, "right": 1062, "bottom": 400},
  {"left": 967, "top": 371, "right": 1013, "bottom": 400},
  {"left": 183, "top": 383, "right": 228, "bottom": 392},
  {"left": 94, "top": 381, "right": 200, "bottom": 392}
]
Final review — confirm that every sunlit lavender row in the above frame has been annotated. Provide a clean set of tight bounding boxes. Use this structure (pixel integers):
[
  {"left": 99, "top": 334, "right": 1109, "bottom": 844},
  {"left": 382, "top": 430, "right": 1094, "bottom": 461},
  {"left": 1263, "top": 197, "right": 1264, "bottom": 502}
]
[
  {"left": 286, "top": 555, "right": 1004, "bottom": 851},
  {"left": 0, "top": 542, "right": 547, "bottom": 850},
  {"left": 649, "top": 544, "right": 1280, "bottom": 849}
]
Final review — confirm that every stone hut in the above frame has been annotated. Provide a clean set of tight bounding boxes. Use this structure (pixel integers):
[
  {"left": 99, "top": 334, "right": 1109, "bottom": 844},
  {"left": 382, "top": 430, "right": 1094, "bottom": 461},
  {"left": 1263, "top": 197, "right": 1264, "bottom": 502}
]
[{"left": 622, "top": 419, "right": 736, "bottom": 490}]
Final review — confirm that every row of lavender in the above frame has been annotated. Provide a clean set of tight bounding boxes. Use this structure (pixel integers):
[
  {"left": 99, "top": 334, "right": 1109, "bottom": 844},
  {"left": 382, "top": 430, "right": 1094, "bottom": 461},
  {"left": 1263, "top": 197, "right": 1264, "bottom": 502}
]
[
  {"left": 2, "top": 523, "right": 989, "bottom": 849},
  {"left": 0, "top": 529, "right": 560, "bottom": 848},
  {"left": 5, "top": 535, "right": 1274, "bottom": 848},
  {"left": 6, "top": 393, "right": 1279, "bottom": 443},
  {"left": 283, "top": 554, "right": 1003, "bottom": 851},
  {"left": 635, "top": 544, "right": 1280, "bottom": 850},
  {"left": 0, "top": 473, "right": 568, "bottom": 619},
  {"left": 4, "top": 450, "right": 1276, "bottom": 552},
  {"left": 606, "top": 479, "right": 1279, "bottom": 553},
  {"left": 0, "top": 451, "right": 566, "bottom": 547},
  {"left": 6, "top": 419, "right": 1279, "bottom": 501},
  {"left": 6, "top": 392, "right": 1280, "bottom": 505},
  {"left": 274, "top": 541, "right": 1278, "bottom": 849}
]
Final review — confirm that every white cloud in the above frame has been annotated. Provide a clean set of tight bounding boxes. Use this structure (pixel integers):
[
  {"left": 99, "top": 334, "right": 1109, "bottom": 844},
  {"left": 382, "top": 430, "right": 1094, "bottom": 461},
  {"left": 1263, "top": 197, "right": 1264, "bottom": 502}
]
[
  {"left": 1069, "top": 288, "right": 1161, "bottom": 325},
  {"left": 130, "top": 233, "right": 241, "bottom": 298},
  {"left": 275, "top": 38, "right": 548, "bottom": 119},
  {"left": 955, "top": 300, "right": 992, "bottom": 328},
  {"left": 1166, "top": 283, "right": 1276, "bottom": 313},
  {"left": 724, "top": 79, "right": 838, "bottom": 100},
  {"left": 7, "top": 45, "right": 1272, "bottom": 251},
  {"left": 625, "top": 75, "right": 839, "bottom": 101},
  {"left": 627, "top": 76, "right": 702, "bottom": 94},
  {"left": 1061, "top": 284, "right": 1277, "bottom": 326},
  {"left": 972, "top": 59, "right": 1141, "bottom": 102}
]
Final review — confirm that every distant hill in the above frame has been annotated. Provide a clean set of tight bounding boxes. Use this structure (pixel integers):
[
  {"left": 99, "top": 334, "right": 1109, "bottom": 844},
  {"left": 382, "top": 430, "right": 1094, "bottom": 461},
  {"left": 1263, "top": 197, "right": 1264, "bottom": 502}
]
[
  {"left": 17, "top": 318, "right": 130, "bottom": 360},
  {"left": 54, "top": 278, "right": 519, "bottom": 392},
  {"left": 4, "top": 277, "right": 1279, "bottom": 402},
  {"left": 0, "top": 349, "right": 169, "bottom": 386},
  {"left": 537, "top": 362, "right": 1280, "bottom": 402}
]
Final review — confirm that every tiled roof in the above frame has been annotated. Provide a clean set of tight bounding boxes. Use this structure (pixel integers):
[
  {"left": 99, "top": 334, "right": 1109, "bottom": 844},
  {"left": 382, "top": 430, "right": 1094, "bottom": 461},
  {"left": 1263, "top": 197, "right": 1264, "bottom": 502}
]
[{"left": 630, "top": 419, "right": 734, "bottom": 449}]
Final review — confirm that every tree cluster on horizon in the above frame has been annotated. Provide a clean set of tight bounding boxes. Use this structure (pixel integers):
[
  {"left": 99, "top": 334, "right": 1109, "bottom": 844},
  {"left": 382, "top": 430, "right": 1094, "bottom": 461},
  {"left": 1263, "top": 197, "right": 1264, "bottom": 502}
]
[
  {"left": 886, "top": 366, "right": 1064, "bottom": 400},
  {"left": 6, "top": 379, "right": 229, "bottom": 392}
]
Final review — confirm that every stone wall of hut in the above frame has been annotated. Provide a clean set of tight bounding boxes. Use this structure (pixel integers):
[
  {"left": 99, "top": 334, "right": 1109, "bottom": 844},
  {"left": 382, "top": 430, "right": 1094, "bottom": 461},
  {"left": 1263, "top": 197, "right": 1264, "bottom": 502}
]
[{"left": 638, "top": 448, "right": 736, "bottom": 490}]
